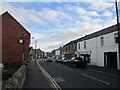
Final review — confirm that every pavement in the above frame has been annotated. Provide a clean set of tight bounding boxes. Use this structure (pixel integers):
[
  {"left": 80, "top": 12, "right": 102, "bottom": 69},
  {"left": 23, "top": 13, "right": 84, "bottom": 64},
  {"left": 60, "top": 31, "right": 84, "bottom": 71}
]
[
  {"left": 23, "top": 59, "right": 120, "bottom": 89},
  {"left": 23, "top": 60, "right": 53, "bottom": 89},
  {"left": 87, "top": 65, "right": 120, "bottom": 76}
]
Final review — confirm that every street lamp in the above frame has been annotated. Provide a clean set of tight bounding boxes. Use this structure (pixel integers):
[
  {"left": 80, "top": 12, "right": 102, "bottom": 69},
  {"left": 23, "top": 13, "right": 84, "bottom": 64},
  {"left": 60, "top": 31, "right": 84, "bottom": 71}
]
[
  {"left": 115, "top": 0, "right": 120, "bottom": 69},
  {"left": 35, "top": 40, "right": 37, "bottom": 61},
  {"left": 31, "top": 37, "right": 37, "bottom": 61}
]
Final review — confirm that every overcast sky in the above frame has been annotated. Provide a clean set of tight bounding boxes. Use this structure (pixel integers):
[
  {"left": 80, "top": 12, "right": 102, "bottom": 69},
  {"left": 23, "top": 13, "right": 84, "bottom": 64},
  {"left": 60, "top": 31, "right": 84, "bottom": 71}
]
[{"left": 1, "top": 0, "right": 120, "bottom": 52}]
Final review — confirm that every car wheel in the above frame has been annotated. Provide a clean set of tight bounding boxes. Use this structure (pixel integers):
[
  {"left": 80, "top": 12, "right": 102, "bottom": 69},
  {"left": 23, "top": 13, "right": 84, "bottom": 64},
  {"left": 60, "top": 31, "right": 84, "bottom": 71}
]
[
  {"left": 73, "top": 64, "right": 76, "bottom": 67},
  {"left": 68, "top": 63, "right": 70, "bottom": 66}
]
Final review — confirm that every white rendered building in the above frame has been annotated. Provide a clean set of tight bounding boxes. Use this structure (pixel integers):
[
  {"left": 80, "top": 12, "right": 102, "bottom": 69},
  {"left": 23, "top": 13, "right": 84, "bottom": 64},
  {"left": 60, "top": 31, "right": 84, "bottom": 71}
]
[{"left": 77, "top": 24, "right": 119, "bottom": 70}]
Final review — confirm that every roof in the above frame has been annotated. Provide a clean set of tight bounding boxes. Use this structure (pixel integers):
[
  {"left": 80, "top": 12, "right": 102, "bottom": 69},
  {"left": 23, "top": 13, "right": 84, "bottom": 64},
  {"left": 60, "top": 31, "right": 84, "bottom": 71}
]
[
  {"left": 64, "top": 23, "right": 119, "bottom": 46},
  {"left": 76, "top": 23, "right": 119, "bottom": 42},
  {"left": 1, "top": 11, "right": 30, "bottom": 35}
]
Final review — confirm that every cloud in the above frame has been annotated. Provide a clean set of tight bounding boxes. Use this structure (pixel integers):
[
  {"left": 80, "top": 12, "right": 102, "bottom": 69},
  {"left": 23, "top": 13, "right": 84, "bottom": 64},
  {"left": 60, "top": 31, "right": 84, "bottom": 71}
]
[
  {"left": 1, "top": 2, "right": 117, "bottom": 52},
  {"left": 1, "top": 3, "right": 47, "bottom": 26},
  {"left": 66, "top": 5, "right": 99, "bottom": 17},
  {"left": 88, "top": 1, "right": 114, "bottom": 11},
  {"left": 103, "top": 11, "right": 113, "bottom": 17}
]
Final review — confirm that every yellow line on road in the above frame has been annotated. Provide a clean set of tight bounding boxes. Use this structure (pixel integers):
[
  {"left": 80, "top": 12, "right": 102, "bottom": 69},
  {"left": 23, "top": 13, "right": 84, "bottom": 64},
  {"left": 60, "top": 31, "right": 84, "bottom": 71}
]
[{"left": 36, "top": 60, "right": 62, "bottom": 90}]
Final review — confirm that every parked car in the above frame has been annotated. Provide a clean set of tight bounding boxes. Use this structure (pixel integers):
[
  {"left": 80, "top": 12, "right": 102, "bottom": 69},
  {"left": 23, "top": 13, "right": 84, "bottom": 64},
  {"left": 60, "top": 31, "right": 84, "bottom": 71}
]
[
  {"left": 61, "top": 58, "right": 70, "bottom": 64},
  {"left": 47, "top": 57, "right": 52, "bottom": 62},
  {"left": 68, "top": 57, "right": 88, "bottom": 68},
  {"left": 55, "top": 57, "right": 62, "bottom": 63}
]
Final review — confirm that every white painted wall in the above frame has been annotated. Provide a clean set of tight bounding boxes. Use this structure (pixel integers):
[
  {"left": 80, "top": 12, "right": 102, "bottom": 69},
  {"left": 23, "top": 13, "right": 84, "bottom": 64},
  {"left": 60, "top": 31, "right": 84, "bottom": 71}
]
[
  {"left": 77, "top": 31, "right": 119, "bottom": 69},
  {"left": 55, "top": 50, "right": 60, "bottom": 56}
]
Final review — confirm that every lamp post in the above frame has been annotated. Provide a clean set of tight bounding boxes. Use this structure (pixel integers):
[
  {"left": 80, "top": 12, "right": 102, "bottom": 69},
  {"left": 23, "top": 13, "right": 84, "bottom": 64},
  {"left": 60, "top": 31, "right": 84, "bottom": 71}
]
[
  {"left": 31, "top": 37, "right": 37, "bottom": 61},
  {"left": 115, "top": 0, "right": 120, "bottom": 69},
  {"left": 35, "top": 40, "right": 37, "bottom": 61}
]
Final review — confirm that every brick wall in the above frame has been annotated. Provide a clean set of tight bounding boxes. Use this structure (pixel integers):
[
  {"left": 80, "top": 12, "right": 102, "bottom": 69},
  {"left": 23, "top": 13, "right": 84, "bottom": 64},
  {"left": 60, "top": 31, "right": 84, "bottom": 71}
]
[{"left": 1, "top": 11, "right": 30, "bottom": 67}]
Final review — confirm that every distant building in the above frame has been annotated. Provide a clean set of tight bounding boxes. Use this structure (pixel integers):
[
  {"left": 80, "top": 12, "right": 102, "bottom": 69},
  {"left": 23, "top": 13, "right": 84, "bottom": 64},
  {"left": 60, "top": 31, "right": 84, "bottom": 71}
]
[
  {"left": 36, "top": 49, "right": 44, "bottom": 59},
  {"left": 76, "top": 24, "right": 120, "bottom": 70},
  {"left": 45, "top": 52, "right": 52, "bottom": 58},
  {"left": 63, "top": 40, "right": 77, "bottom": 59},
  {"left": 1, "top": 11, "right": 30, "bottom": 68},
  {"left": 30, "top": 48, "right": 44, "bottom": 59}
]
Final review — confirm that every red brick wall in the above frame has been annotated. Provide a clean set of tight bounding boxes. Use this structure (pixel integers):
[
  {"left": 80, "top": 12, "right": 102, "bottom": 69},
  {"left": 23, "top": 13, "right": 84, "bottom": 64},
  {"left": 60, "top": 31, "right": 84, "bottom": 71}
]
[{"left": 2, "top": 12, "right": 30, "bottom": 63}]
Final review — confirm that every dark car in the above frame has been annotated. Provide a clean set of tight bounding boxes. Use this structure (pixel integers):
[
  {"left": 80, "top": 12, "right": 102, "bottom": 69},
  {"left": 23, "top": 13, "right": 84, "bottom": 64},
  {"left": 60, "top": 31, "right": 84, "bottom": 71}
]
[
  {"left": 68, "top": 57, "right": 88, "bottom": 68},
  {"left": 61, "top": 58, "right": 70, "bottom": 64},
  {"left": 47, "top": 57, "right": 52, "bottom": 62}
]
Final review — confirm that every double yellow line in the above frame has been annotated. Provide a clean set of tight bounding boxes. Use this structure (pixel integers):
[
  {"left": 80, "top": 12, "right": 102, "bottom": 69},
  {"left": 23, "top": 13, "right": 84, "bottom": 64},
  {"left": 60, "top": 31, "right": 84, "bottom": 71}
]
[{"left": 36, "top": 60, "right": 62, "bottom": 90}]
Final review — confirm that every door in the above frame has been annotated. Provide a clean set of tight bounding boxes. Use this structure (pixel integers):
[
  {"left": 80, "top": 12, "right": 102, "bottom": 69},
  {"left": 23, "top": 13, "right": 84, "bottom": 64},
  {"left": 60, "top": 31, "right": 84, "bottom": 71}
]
[{"left": 104, "top": 52, "right": 117, "bottom": 69}]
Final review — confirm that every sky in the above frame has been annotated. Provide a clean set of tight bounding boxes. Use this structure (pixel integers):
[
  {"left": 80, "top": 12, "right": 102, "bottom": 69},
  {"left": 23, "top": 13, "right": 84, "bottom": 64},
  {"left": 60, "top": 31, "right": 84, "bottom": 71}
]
[{"left": 1, "top": 0, "right": 120, "bottom": 52}]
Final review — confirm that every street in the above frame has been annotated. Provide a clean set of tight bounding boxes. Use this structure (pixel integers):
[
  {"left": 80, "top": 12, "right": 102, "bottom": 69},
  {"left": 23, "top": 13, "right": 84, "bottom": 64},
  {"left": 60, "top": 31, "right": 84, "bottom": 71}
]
[{"left": 36, "top": 59, "right": 119, "bottom": 89}]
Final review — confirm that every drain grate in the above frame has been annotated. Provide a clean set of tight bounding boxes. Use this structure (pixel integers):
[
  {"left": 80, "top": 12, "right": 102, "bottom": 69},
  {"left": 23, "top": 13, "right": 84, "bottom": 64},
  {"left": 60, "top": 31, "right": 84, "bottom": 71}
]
[{"left": 53, "top": 77, "right": 65, "bottom": 82}]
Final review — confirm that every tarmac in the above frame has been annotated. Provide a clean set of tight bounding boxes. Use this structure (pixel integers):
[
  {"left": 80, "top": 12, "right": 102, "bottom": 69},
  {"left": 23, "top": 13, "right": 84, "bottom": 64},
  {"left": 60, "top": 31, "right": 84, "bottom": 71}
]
[
  {"left": 23, "top": 60, "right": 53, "bottom": 89},
  {"left": 23, "top": 59, "right": 120, "bottom": 89}
]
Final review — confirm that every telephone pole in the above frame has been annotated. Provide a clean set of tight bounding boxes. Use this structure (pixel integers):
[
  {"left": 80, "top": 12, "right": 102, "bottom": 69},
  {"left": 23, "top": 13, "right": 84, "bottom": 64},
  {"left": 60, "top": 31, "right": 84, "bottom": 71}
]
[{"left": 115, "top": 0, "right": 120, "bottom": 69}]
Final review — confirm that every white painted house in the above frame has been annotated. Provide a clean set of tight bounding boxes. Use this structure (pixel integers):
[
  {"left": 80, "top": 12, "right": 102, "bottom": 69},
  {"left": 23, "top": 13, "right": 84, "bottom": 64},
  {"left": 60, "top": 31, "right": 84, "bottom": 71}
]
[
  {"left": 55, "top": 49, "right": 60, "bottom": 56},
  {"left": 77, "top": 24, "right": 120, "bottom": 70}
]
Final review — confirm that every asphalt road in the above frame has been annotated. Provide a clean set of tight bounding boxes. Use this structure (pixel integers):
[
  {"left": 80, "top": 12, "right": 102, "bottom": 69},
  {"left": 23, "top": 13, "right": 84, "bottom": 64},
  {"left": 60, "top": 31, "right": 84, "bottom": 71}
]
[{"left": 38, "top": 59, "right": 119, "bottom": 89}]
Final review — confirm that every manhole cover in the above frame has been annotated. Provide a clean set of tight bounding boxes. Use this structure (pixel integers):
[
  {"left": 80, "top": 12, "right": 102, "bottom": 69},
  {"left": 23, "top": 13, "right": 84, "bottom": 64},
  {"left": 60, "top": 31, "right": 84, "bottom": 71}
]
[{"left": 53, "top": 77, "right": 65, "bottom": 82}]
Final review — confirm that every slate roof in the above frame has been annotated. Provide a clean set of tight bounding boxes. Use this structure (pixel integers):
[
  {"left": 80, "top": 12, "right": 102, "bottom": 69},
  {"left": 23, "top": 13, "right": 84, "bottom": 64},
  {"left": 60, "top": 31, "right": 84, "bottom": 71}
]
[{"left": 64, "top": 23, "right": 120, "bottom": 46}]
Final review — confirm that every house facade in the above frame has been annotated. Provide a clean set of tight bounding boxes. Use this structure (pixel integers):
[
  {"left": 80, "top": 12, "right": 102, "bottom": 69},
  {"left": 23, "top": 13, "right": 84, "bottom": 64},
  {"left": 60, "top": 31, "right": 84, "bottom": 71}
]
[
  {"left": 29, "top": 47, "right": 44, "bottom": 59},
  {"left": 77, "top": 24, "right": 120, "bottom": 70},
  {"left": 63, "top": 40, "right": 77, "bottom": 59},
  {"left": 1, "top": 11, "right": 30, "bottom": 68}
]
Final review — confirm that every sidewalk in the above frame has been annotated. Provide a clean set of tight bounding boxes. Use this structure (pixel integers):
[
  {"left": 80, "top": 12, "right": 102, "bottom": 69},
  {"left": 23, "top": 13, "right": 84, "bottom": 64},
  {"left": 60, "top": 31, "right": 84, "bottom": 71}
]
[
  {"left": 87, "top": 65, "right": 120, "bottom": 76},
  {"left": 23, "top": 60, "right": 52, "bottom": 89}
]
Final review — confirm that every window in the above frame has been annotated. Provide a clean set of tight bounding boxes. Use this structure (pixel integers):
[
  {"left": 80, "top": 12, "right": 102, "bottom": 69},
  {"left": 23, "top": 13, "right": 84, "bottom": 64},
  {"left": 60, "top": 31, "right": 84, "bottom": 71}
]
[
  {"left": 100, "top": 37, "right": 104, "bottom": 46},
  {"left": 78, "top": 43, "right": 80, "bottom": 50},
  {"left": 69, "top": 45, "right": 70, "bottom": 50},
  {"left": 72, "top": 44, "right": 74, "bottom": 50},
  {"left": 73, "top": 44, "right": 76, "bottom": 50},
  {"left": 114, "top": 33, "right": 118, "bottom": 43},
  {"left": 84, "top": 41, "right": 86, "bottom": 49}
]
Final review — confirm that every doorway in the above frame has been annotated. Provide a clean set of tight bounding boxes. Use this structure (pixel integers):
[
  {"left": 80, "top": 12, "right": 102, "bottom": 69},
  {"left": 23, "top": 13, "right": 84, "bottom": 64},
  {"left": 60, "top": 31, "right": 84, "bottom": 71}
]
[{"left": 104, "top": 52, "right": 117, "bottom": 69}]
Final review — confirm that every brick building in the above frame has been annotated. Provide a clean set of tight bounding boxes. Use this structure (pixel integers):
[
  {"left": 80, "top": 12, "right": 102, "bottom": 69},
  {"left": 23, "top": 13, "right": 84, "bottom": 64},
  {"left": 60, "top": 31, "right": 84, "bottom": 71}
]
[
  {"left": 30, "top": 47, "right": 44, "bottom": 59},
  {"left": 63, "top": 40, "right": 77, "bottom": 59},
  {"left": 1, "top": 11, "right": 30, "bottom": 68}
]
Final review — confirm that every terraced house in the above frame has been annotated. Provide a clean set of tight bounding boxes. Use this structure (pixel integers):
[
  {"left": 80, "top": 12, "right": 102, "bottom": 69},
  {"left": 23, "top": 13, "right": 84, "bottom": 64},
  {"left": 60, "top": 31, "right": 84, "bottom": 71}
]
[
  {"left": 63, "top": 40, "right": 77, "bottom": 59},
  {"left": 76, "top": 24, "right": 120, "bottom": 70}
]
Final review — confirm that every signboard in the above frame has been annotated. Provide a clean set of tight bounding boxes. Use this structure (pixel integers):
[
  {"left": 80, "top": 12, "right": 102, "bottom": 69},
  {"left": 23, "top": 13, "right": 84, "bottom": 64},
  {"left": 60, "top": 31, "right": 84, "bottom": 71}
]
[{"left": 77, "top": 50, "right": 91, "bottom": 55}]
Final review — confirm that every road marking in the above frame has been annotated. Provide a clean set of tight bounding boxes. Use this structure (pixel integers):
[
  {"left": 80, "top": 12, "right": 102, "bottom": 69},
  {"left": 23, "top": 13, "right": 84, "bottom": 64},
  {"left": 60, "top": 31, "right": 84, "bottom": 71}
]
[
  {"left": 64, "top": 67, "right": 74, "bottom": 72},
  {"left": 53, "top": 77, "right": 65, "bottom": 82},
  {"left": 37, "top": 60, "right": 62, "bottom": 90},
  {"left": 89, "top": 68, "right": 120, "bottom": 78},
  {"left": 82, "top": 73, "right": 110, "bottom": 85}
]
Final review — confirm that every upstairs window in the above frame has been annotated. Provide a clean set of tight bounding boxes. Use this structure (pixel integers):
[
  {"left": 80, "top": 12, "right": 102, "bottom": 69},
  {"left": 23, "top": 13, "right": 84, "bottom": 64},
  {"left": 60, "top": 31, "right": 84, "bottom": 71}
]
[
  {"left": 114, "top": 33, "right": 118, "bottom": 43},
  {"left": 84, "top": 41, "right": 86, "bottom": 49},
  {"left": 100, "top": 37, "right": 104, "bottom": 46},
  {"left": 78, "top": 43, "right": 80, "bottom": 50}
]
